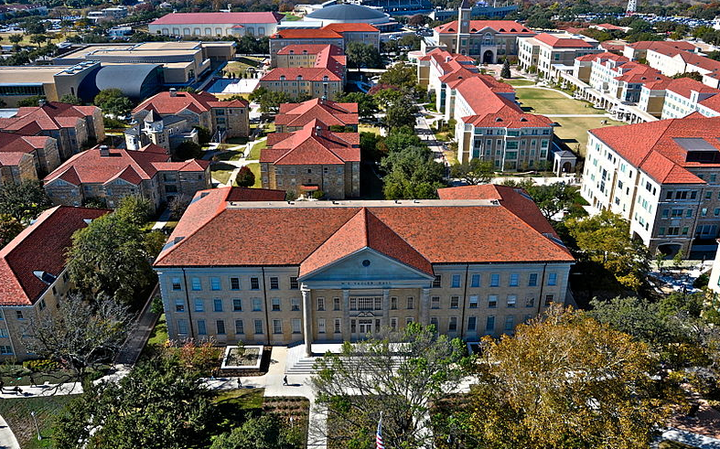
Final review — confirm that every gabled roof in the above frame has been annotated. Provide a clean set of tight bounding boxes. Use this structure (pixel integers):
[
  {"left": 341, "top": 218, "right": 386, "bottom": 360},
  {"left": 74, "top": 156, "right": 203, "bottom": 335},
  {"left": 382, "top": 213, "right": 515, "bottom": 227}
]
[
  {"left": 590, "top": 116, "right": 720, "bottom": 184},
  {"left": 0, "top": 206, "right": 110, "bottom": 306},
  {"left": 1, "top": 102, "right": 98, "bottom": 134},
  {"left": 44, "top": 144, "right": 206, "bottom": 186},
  {"left": 434, "top": 20, "right": 532, "bottom": 35},
  {"left": 534, "top": 33, "right": 594, "bottom": 49},
  {"left": 628, "top": 40, "right": 696, "bottom": 52},
  {"left": 150, "top": 12, "right": 284, "bottom": 25},
  {"left": 323, "top": 23, "right": 380, "bottom": 33},
  {"left": 261, "top": 121, "right": 359, "bottom": 165},
  {"left": 153, "top": 193, "right": 574, "bottom": 269},
  {"left": 133, "top": 91, "right": 247, "bottom": 116},
  {"left": 272, "top": 28, "right": 343, "bottom": 39},
  {"left": 261, "top": 67, "right": 342, "bottom": 82},
  {"left": 299, "top": 208, "right": 433, "bottom": 278},
  {"left": 0, "top": 133, "right": 52, "bottom": 154},
  {"left": 665, "top": 77, "right": 720, "bottom": 98},
  {"left": 275, "top": 98, "right": 358, "bottom": 128}
]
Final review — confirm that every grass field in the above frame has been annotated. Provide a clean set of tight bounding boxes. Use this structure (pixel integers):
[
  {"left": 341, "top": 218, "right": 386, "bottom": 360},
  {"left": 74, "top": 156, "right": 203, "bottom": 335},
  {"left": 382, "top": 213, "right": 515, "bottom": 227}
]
[
  {"left": 223, "top": 57, "right": 263, "bottom": 77},
  {"left": 0, "top": 31, "right": 75, "bottom": 46},
  {"left": 247, "top": 140, "right": 266, "bottom": 160},
  {"left": 553, "top": 116, "right": 624, "bottom": 156},
  {"left": 503, "top": 79, "right": 536, "bottom": 87},
  {"left": 215, "top": 150, "right": 245, "bottom": 162},
  {"left": 359, "top": 124, "right": 382, "bottom": 136},
  {"left": 0, "top": 395, "right": 73, "bottom": 449},
  {"left": 515, "top": 87, "right": 604, "bottom": 116}
]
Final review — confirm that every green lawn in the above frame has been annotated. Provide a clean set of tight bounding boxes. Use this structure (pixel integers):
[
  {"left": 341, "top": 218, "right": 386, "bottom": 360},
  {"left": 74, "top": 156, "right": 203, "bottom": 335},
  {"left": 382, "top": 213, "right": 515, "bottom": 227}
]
[
  {"left": 515, "top": 87, "right": 604, "bottom": 115},
  {"left": 281, "top": 12, "right": 302, "bottom": 21},
  {"left": 552, "top": 116, "right": 624, "bottom": 157},
  {"left": 212, "top": 162, "right": 236, "bottom": 185},
  {"left": 0, "top": 395, "right": 74, "bottom": 449},
  {"left": 215, "top": 150, "right": 245, "bottom": 162},
  {"left": 246, "top": 163, "right": 262, "bottom": 188},
  {"left": 223, "top": 58, "right": 262, "bottom": 77},
  {"left": 214, "top": 388, "right": 265, "bottom": 409},
  {"left": 359, "top": 124, "right": 382, "bottom": 136},
  {"left": 503, "top": 79, "right": 536, "bottom": 86},
  {"left": 247, "top": 140, "right": 267, "bottom": 160}
]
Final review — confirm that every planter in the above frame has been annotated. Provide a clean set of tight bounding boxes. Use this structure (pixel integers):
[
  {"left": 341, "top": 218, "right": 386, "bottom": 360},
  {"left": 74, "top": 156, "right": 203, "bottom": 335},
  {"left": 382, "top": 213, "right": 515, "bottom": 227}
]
[{"left": 221, "top": 345, "right": 264, "bottom": 370}]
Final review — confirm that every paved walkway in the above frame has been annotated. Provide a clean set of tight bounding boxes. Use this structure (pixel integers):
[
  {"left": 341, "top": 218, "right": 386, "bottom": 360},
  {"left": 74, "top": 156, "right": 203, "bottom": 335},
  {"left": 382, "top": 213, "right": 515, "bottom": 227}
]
[
  {"left": 656, "top": 427, "right": 720, "bottom": 448},
  {"left": 115, "top": 284, "right": 159, "bottom": 366},
  {"left": 0, "top": 414, "right": 19, "bottom": 449}
]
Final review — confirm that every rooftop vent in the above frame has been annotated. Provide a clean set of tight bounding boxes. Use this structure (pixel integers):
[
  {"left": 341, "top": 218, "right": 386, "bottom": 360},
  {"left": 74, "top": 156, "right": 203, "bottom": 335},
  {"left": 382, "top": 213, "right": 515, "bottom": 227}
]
[
  {"left": 169, "top": 88, "right": 177, "bottom": 97},
  {"left": 33, "top": 270, "right": 57, "bottom": 285},
  {"left": 99, "top": 145, "right": 110, "bottom": 156}
]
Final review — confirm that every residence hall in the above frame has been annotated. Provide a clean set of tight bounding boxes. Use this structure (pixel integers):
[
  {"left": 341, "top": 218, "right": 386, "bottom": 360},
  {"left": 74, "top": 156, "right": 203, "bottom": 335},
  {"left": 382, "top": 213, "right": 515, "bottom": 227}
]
[
  {"left": 269, "top": 23, "right": 380, "bottom": 57},
  {"left": 581, "top": 114, "right": 720, "bottom": 256},
  {"left": 0, "top": 206, "right": 109, "bottom": 361},
  {"left": 274, "top": 97, "right": 358, "bottom": 133},
  {"left": 153, "top": 184, "right": 574, "bottom": 355},
  {"left": 148, "top": 12, "right": 284, "bottom": 38}
]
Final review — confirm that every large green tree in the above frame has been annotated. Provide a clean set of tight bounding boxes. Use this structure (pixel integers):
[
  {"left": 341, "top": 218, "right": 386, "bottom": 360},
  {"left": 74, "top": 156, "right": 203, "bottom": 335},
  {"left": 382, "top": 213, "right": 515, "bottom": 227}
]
[
  {"left": 383, "top": 95, "right": 419, "bottom": 130},
  {"left": 450, "top": 159, "right": 494, "bottom": 185},
  {"left": 66, "top": 211, "right": 156, "bottom": 305},
  {"left": 53, "top": 359, "right": 215, "bottom": 449},
  {"left": 378, "top": 61, "right": 417, "bottom": 88},
  {"left": 336, "top": 92, "right": 379, "bottom": 120},
  {"left": 94, "top": 88, "right": 133, "bottom": 117},
  {"left": 381, "top": 145, "right": 446, "bottom": 199},
  {"left": 346, "top": 42, "right": 383, "bottom": 69},
  {"left": 312, "top": 323, "right": 467, "bottom": 449},
  {"left": 466, "top": 306, "right": 679, "bottom": 449},
  {"left": 0, "top": 214, "right": 23, "bottom": 248},
  {"left": 210, "top": 415, "right": 303, "bottom": 449},
  {"left": 0, "top": 179, "right": 52, "bottom": 223}
]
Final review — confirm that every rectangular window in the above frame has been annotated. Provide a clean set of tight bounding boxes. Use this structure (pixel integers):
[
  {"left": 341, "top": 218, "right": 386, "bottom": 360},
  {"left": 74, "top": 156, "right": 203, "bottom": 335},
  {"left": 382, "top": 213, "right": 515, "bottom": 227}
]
[
  {"left": 333, "top": 297, "right": 340, "bottom": 311},
  {"left": 270, "top": 277, "right": 279, "bottom": 290},
  {"left": 486, "top": 316, "right": 495, "bottom": 332},
  {"left": 509, "top": 273, "right": 519, "bottom": 287},
  {"left": 525, "top": 296, "right": 535, "bottom": 308},
  {"left": 213, "top": 299, "right": 223, "bottom": 312},
  {"left": 216, "top": 320, "right": 226, "bottom": 334},
  {"left": 547, "top": 273, "right": 557, "bottom": 286},
  {"left": 292, "top": 319, "right": 301, "bottom": 334},
  {"left": 431, "top": 296, "right": 440, "bottom": 309},
  {"left": 250, "top": 277, "right": 260, "bottom": 290},
  {"left": 197, "top": 320, "right": 207, "bottom": 335},
  {"left": 273, "top": 319, "right": 282, "bottom": 334},
  {"left": 449, "top": 317, "right": 458, "bottom": 332},
  {"left": 528, "top": 273, "right": 538, "bottom": 287},
  {"left": 505, "top": 315, "right": 514, "bottom": 331},
  {"left": 406, "top": 317, "right": 414, "bottom": 325},
  {"left": 433, "top": 275, "right": 442, "bottom": 288},
  {"left": 317, "top": 297, "right": 325, "bottom": 311},
  {"left": 0, "top": 346, "right": 12, "bottom": 355},
  {"left": 334, "top": 319, "right": 341, "bottom": 333},
  {"left": 407, "top": 297, "right": 415, "bottom": 309},
  {"left": 210, "top": 277, "right": 221, "bottom": 291},
  {"left": 177, "top": 319, "right": 188, "bottom": 335},
  {"left": 230, "top": 277, "right": 240, "bottom": 290},
  {"left": 235, "top": 319, "right": 244, "bottom": 334},
  {"left": 318, "top": 319, "right": 326, "bottom": 334},
  {"left": 272, "top": 298, "right": 281, "bottom": 311},
  {"left": 175, "top": 300, "right": 185, "bottom": 312},
  {"left": 254, "top": 319, "right": 263, "bottom": 334},
  {"left": 233, "top": 299, "right": 242, "bottom": 311},
  {"left": 469, "top": 295, "right": 478, "bottom": 309},
  {"left": 291, "top": 298, "right": 300, "bottom": 312},
  {"left": 468, "top": 316, "right": 477, "bottom": 331},
  {"left": 391, "top": 297, "right": 398, "bottom": 310},
  {"left": 451, "top": 274, "right": 461, "bottom": 288},
  {"left": 391, "top": 318, "right": 398, "bottom": 330},
  {"left": 545, "top": 295, "right": 554, "bottom": 306},
  {"left": 290, "top": 276, "right": 298, "bottom": 289},
  {"left": 252, "top": 298, "right": 262, "bottom": 311},
  {"left": 172, "top": 277, "right": 182, "bottom": 291},
  {"left": 490, "top": 273, "right": 500, "bottom": 287},
  {"left": 191, "top": 277, "right": 202, "bottom": 291},
  {"left": 194, "top": 299, "right": 204, "bottom": 312},
  {"left": 450, "top": 296, "right": 459, "bottom": 309},
  {"left": 488, "top": 295, "right": 498, "bottom": 308},
  {"left": 471, "top": 274, "right": 480, "bottom": 287},
  {"left": 507, "top": 295, "right": 517, "bottom": 308}
]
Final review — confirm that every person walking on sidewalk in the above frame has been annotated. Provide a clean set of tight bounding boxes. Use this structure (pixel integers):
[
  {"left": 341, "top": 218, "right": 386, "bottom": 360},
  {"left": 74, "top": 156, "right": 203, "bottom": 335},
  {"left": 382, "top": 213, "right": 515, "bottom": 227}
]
[{"left": 283, "top": 375, "right": 288, "bottom": 386}]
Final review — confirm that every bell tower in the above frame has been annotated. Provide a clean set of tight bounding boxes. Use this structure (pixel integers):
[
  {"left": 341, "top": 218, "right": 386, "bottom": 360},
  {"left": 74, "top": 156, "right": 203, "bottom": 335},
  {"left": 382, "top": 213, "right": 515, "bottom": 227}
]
[{"left": 456, "top": 0, "right": 472, "bottom": 54}]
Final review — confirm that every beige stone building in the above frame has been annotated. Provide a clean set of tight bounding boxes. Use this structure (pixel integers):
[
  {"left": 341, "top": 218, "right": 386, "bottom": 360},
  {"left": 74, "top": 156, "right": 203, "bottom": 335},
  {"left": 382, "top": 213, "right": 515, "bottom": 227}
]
[
  {"left": 153, "top": 185, "right": 574, "bottom": 355},
  {"left": 275, "top": 98, "right": 358, "bottom": 133},
  {"left": 44, "top": 144, "right": 210, "bottom": 212},
  {"left": 260, "top": 121, "right": 360, "bottom": 199},
  {"left": 0, "top": 133, "right": 60, "bottom": 178},
  {"left": 0, "top": 152, "right": 36, "bottom": 186},
  {"left": 0, "top": 206, "right": 109, "bottom": 361}
]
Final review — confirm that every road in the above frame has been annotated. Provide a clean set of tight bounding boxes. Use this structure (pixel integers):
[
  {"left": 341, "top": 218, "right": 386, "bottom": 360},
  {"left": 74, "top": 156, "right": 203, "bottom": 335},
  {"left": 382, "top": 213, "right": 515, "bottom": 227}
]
[{"left": 415, "top": 107, "right": 449, "bottom": 165}]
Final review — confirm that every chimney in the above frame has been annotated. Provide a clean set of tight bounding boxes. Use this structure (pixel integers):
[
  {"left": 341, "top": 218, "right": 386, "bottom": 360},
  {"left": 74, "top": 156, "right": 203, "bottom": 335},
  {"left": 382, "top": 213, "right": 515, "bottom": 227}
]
[
  {"left": 315, "top": 125, "right": 322, "bottom": 136},
  {"left": 99, "top": 145, "right": 110, "bottom": 157},
  {"left": 169, "top": 88, "right": 177, "bottom": 97},
  {"left": 38, "top": 98, "right": 46, "bottom": 107}
]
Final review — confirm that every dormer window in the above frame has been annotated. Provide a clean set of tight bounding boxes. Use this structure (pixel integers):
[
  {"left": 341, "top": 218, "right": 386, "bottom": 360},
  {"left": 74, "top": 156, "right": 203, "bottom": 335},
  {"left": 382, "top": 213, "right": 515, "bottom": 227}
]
[
  {"left": 280, "top": 75, "right": 286, "bottom": 81},
  {"left": 289, "top": 50, "right": 294, "bottom": 54},
  {"left": 297, "top": 75, "right": 303, "bottom": 81}
]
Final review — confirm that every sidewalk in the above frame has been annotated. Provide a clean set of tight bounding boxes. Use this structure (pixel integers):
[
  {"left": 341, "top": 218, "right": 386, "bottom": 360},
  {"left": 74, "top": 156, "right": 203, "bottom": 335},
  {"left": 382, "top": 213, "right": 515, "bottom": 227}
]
[{"left": 0, "top": 414, "right": 20, "bottom": 449}]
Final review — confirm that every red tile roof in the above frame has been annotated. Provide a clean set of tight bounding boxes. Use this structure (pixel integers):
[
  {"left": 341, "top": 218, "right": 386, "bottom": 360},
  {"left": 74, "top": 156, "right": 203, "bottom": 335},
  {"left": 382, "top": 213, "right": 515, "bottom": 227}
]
[
  {"left": 665, "top": 77, "right": 720, "bottom": 98},
  {"left": 150, "top": 12, "right": 283, "bottom": 25},
  {"left": 276, "top": 98, "right": 358, "bottom": 128},
  {"left": 1, "top": 102, "right": 99, "bottom": 134},
  {"left": 628, "top": 40, "right": 696, "bottom": 52},
  {"left": 0, "top": 133, "right": 51, "bottom": 155},
  {"left": 272, "top": 28, "right": 343, "bottom": 39},
  {"left": 323, "top": 23, "right": 380, "bottom": 33},
  {"left": 534, "top": 33, "right": 594, "bottom": 49},
  {"left": 261, "top": 67, "right": 342, "bottom": 82},
  {"left": 133, "top": 91, "right": 247, "bottom": 116},
  {"left": 277, "top": 44, "right": 337, "bottom": 55},
  {"left": 0, "top": 206, "right": 110, "bottom": 306},
  {"left": 225, "top": 186, "right": 286, "bottom": 201},
  {"left": 590, "top": 116, "right": 720, "bottom": 184},
  {"left": 434, "top": 20, "right": 532, "bottom": 35},
  {"left": 261, "top": 121, "right": 359, "bottom": 165},
  {"left": 154, "top": 193, "right": 574, "bottom": 269},
  {"left": 44, "top": 145, "right": 207, "bottom": 186}
]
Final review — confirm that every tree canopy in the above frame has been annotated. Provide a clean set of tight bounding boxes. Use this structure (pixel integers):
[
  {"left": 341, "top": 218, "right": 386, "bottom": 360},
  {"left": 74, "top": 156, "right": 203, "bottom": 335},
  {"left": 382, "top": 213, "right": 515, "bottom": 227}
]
[
  {"left": 466, "top": 306, "right": 679, "bottom": 449},
  {"left": 378, "top": 62, "right": 417, "bottom": 88},
  {"left": 450, "top": 159, "right": 494, "bottom": 185},
  {"left": 94, "top": 88, "right": 133, "bottom": 117},
  {"left": 335, "top": 92, "right": 378, "bottom": 120},
  {"left": 0, "top": 179, "right": 52, "bottom": 223},
  {"left": 381, "top": 145, "right": 446, "bottom": 199},
  {"left": 235, "top": 166, "right": 255, "bottom": 188},
  {"left": 210, "top": 415, "right": 303, "bottom": 449},
  {"left": 345, "top": 42, "right": 383, "bottom": 69}
]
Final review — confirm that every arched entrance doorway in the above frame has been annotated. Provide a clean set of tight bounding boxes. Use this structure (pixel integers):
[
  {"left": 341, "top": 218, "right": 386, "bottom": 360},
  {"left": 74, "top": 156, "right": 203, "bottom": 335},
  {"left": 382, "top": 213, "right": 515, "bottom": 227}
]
[
  {"left": 657, "top": 243, "right": 682, "bottom": 258},
  {"left": 482, "top": 50, "right": 494, "bottom": 64},
  {"left": 562, "top": 161, "right": 572, "bottom": 173}
]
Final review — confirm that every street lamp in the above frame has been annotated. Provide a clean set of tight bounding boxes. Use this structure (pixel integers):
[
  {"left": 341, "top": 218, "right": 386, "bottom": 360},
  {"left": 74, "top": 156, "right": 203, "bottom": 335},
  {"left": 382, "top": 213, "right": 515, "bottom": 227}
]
[{"left": 30, "top": 411, "right": 42, "bottom": 441}]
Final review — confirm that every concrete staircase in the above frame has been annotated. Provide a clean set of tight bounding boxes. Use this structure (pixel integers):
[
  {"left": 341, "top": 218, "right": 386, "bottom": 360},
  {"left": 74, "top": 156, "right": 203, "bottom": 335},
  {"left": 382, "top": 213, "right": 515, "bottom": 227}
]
[{"left": 285, "top": 357, "right": 318, "bottom": 375}]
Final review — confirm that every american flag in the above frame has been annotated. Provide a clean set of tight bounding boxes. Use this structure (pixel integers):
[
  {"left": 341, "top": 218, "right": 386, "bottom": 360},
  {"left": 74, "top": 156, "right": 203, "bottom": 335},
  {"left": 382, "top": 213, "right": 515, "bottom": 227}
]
[{"left": 376, "top": 416, "right": 385, "bottom": 449}]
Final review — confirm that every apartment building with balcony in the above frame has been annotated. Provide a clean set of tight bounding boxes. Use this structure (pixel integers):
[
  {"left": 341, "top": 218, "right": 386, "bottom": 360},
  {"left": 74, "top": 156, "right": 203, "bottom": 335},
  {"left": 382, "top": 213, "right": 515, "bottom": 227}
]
[
  {"left": 518, "top": 33, "right": 600, "bottom": 81},
  {"left": 152, "top": 184, "right": 574, "bottom": 353}
]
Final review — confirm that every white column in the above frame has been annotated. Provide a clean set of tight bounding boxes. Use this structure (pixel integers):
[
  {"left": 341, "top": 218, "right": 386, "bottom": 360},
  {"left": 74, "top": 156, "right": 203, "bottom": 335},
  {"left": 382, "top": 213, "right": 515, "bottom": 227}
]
[
  {"left": 342, "top": 289, "right": 350, "bottom": 340},
  {"left": 420, "top": 288, "right": 431, "bottom": 325},
  {"left": 301, "top": 285, "right": 313, "bottom": 357}
]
